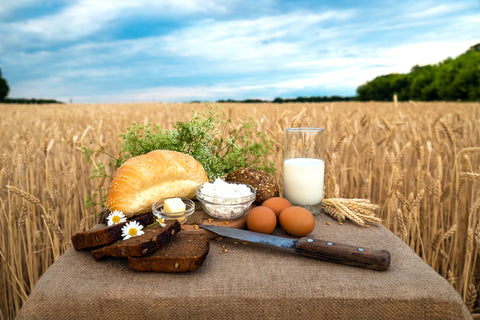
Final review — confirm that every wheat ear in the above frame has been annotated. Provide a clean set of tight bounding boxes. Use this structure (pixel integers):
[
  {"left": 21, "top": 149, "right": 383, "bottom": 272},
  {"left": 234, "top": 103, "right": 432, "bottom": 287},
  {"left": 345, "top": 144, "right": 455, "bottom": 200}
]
[
  {"left": 6, "top": 185, "right": 41, "bottom": 204},
  {"left": 7, "top": 185, "right": 64, "bottom": 241},
  {"left": 465, "top": 283, "right": 477, "bottom": 312},
  {"left": 439, "top": 118, "right": 456, "bottom": 146},
  {"left": 321, "top": 198, "right": 382, "bottom": 226}
]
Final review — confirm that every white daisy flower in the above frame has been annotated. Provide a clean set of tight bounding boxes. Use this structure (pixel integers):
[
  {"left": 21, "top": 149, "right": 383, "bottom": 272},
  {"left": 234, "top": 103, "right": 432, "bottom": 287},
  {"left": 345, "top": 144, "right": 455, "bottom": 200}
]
[
  {"left": 107, "top": 210, "right": 127, "bottom": 226},
  {"left": 121, "top": 221, "right": 144, "bottom": 240},
  {"left": 156, "top": 216, "right": 166, "bottom": 227}
]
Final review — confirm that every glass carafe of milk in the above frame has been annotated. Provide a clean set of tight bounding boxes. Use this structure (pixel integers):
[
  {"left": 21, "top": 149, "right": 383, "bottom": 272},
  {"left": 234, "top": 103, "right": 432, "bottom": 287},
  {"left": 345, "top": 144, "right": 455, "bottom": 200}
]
[{"left": 283, "top": 128, "right": 325, "bottom": 215}]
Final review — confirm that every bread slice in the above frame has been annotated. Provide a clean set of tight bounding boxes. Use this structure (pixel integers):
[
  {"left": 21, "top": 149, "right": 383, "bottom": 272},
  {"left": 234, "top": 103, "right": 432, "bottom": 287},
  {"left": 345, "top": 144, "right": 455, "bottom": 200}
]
[
  {"left": 128, "top": 233, "right": 209, "bottom": 272},
  {"left": 106, "top": 150, "right": 209, "bottom": 217},
  {"left": 71, "top": 213, "right": 155, "bottom": 250},
  {"left": 91, "top": 220, "right": 181, "bottom": 260}
]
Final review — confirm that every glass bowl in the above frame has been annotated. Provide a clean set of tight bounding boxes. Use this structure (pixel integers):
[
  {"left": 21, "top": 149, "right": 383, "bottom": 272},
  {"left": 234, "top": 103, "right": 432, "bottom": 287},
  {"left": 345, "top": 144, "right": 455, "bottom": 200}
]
[
  {"left": 151, "top": 198, "right": 195, "bottom": 224},
  {"left": 196, "top": 183, "right": 256, "bottom": 220}
]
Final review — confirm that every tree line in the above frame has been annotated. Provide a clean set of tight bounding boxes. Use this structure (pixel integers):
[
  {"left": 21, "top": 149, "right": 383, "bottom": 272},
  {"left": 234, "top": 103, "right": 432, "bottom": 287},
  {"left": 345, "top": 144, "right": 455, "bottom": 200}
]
[
  {"left": 0, "top": 68, "right": 63, "bottom": 104},
  {"left": 216, "top": 96, "right": 356, "bottom": 103},
  {"left": 356, "top": 43, "right": 480, "bottom": 102},
  {"left": 0, "top": 69, "right": 8, "bottom": 101}
]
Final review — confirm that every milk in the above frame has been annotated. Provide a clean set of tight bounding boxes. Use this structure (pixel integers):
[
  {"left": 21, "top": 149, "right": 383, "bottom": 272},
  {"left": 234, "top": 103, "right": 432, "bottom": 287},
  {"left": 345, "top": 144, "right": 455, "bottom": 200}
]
[{"left": 283, "top": 158, "right": 325, "bottom": 206}]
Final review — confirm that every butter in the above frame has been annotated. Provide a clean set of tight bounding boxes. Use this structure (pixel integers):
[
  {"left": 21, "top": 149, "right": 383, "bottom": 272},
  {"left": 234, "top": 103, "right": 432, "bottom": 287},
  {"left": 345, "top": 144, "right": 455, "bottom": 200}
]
[{"left": 163, "top": 198, "right": 186, "bottom": 213}]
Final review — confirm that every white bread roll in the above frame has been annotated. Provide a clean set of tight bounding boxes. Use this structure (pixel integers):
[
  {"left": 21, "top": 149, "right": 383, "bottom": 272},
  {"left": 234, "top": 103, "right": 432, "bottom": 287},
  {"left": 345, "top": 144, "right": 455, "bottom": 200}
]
[{"left": 106, "top": 150, "right": 208, "bottom": 217}]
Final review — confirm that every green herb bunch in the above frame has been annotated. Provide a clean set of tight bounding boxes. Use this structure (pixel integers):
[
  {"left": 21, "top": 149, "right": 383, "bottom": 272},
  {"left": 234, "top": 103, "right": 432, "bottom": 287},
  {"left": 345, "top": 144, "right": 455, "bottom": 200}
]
[{"left": 81, "top": 106, "right": 276, "bottom": 209}]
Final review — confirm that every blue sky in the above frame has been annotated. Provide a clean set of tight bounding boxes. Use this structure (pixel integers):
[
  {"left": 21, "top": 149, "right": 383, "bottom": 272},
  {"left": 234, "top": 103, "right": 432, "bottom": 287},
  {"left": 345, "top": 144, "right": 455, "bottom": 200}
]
[{"left": 1, "top": 0, "right": 479, "bottom": 103}]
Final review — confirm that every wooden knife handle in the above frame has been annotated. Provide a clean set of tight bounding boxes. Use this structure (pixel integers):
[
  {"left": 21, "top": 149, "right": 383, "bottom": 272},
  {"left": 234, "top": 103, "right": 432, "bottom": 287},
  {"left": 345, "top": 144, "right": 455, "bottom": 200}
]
[{"left": 295, "top": 237, "right": 391, "bottom": 271}]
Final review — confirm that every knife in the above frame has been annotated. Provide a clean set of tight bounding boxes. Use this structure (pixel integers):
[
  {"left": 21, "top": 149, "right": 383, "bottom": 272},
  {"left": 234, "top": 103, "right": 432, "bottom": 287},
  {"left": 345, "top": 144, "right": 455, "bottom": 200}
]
[{"left": 200, "top": 225, "right": 390, "bottom": 271}]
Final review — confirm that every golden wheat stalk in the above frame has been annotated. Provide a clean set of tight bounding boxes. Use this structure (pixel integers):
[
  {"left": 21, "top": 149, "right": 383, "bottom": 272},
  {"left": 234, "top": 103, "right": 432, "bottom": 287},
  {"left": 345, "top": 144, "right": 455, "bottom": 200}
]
[
  {"left": 460, "top": 172, "right": 480, "bottom": 181},
  {"left": 0, "top": 249, "right": 28, "bottom": 300},
  {"left": 381, "top": 117, "right": 393, "bottom": 131},
  {"left": 18, "top": 201, "right": 29, "bottom": 228},
  {"left": 461, "top": 155, "right": 473, "bottom": 173},
  {"left": 335, "top": 202, "right": 366, "bottom": 225},
  {"left": 321, "top": 198, "right": 382, "bottom": 226},
  {"left": 447, "top": 270, "right": 456, "bottom": 287},
  {"left": 445, "top": 224, "right": 457, "bottom": 240},
  {"left": 44, "top": 189, "right": 57, "bottom": 210},
  {"left": 465, "top": 283, "right": 478, "bottom": 312},
  {"left": 396, "top": 208, "right": 408, "bottom": 239},
  {"left": 333, "top": 133, "right": 347, "bottom": 153},
  {"left": 414, "top": 136, "right": 423, "bottom": 161},
  {"left": 41, "top": 214, "right": 64, "bottom": 241},
  {"left": 439, "top": 118, "right": 456, "bottom": 146},
  {"left": 6, "top": 185, "right": 41, "bottom": 204},
  {"left": 431, "top": 230, "right": 443, "bottom": 251},
  {"left": 475, "top": 222, "right": 480, "bottom": 253},
  {"left": 7, "top": 185, "right": 64, "bottom": 241},
  {"left": 354, "top": 212, "right": 383, "bottom": 224},
  {"left": 458, "top": 147, "right": 480, "bottom": 155}
]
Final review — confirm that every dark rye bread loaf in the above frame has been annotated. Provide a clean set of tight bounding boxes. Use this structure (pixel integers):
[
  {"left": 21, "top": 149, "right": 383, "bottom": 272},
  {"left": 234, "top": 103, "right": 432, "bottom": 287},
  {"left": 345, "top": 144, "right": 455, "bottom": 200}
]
[
  {"left": 91, "top": 220, "right": 181, "bottom": 260},
  {"left": 128, "top": 233, "right": 209, "bottom": 272},
  {"left": 71, "top": 213, "right": 155, "bottom": 250}
]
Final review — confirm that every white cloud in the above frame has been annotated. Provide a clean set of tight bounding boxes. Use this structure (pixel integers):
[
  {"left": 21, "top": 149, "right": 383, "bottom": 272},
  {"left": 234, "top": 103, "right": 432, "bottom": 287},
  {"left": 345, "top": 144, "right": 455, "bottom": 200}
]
[
  {"left": 406, "top": 1, "right": 474, "bottom": 19},
  {"left": 381, "top": 41, "right": 477, "bottom": 70},
  {"left": 287, "top": 40, "right": 477, "bottom": 72},
  {"left": 4, "top": 0, "right": 233, "bottom": 41},
  {"left": 159, "top": 9, "right": 354, "bottom": 66},
  {"left": 4, "top": 9, "right": 354, "bottom": 73}
]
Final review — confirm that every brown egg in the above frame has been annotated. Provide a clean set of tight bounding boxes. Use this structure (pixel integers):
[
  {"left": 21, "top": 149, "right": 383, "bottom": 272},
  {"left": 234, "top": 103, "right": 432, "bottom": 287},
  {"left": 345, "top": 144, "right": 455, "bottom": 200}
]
[
  {"left": 262, "top": 197, "right": 292, "bottom": 217},
  {"left": 246, "top": 206, "right": 277, "bottom": 234},
  {"left": 279, "top": 206, "right": 315, "bottom": 237}
]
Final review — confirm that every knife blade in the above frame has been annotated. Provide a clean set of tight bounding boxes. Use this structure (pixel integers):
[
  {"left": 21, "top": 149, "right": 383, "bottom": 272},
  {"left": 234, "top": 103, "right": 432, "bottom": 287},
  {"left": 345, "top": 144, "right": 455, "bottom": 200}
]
[{"left": 200, "top": 225, "right": 390, "bottom": 271}]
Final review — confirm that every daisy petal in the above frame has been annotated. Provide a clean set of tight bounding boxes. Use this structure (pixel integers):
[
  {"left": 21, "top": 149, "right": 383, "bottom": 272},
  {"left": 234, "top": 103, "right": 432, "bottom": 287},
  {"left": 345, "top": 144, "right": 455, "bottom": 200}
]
[
  {"left": 121, "top": 221, "right": 144, "bottom": 240},
  {"left": 107, "top": 210, "right": 127, "bottom": 226},
  {"left": 157, "top": 216, "right": 166, "bottom": 227}
]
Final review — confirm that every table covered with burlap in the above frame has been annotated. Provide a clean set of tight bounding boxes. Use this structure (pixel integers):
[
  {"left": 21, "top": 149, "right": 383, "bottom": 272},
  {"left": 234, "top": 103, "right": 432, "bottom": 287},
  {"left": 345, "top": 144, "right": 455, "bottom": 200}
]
[{"left": 16, "top": 213, "right": 471, "bottom": 320}]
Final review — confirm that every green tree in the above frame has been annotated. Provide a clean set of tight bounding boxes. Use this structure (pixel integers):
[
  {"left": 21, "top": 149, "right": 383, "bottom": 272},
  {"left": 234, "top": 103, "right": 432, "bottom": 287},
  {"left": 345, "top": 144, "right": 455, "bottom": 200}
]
[
  {"left": 357, "top": 74, "right": 410, "bottom": 101},
  {"left": 0, "top": 69, "right": 9, "bottom": 101},
  {"left": 356, "top": 43, "right": 480, "bottom": 101},
  {"left": 409, "top": 65, "right": 437, "bottom": 100}
]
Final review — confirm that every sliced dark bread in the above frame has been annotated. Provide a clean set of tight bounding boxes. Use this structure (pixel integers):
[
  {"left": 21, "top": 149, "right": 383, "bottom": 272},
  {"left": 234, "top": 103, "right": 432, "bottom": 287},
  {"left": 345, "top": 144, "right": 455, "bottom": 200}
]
[
  {"left": 71, "top": 213, "right": 155, "bottom": 250},
  {"left": 91, "top": 220, "right": 181, "bottom": 260},
  {"left": 128, "top": 233, "right": 209, "bottom": 272}
]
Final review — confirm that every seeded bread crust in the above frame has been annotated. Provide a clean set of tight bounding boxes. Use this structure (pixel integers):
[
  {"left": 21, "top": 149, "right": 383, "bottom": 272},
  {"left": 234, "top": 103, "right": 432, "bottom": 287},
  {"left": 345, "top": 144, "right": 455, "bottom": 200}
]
[
  {"left": 128, "top": 233, "right": 209, "bottom": 272},
  {"left": 71, "top": 213, "right": 155, "bottom": 250},
  {"left": 91, "top": 220, "right": 181, "bottom": 260}
]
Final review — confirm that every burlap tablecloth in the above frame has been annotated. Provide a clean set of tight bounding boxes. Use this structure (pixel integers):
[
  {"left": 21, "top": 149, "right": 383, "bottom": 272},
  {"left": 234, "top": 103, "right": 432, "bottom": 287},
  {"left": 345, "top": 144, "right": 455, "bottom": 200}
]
[{"left": 16, "top": 213, "right": 471, "bottom": 320}]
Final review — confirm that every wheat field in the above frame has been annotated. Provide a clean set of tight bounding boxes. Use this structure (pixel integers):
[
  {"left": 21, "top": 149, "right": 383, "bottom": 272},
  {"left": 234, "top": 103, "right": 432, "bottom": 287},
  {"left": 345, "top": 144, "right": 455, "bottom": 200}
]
[{"left": 1, "top": 101, "right": 479, "bottom": 319}]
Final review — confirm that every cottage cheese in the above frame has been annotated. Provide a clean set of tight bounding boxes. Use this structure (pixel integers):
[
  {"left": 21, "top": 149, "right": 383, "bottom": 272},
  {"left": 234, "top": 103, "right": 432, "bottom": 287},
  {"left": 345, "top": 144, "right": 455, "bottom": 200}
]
[{"left": 199, "top": 178, "right": 254, "bottom": 219}]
